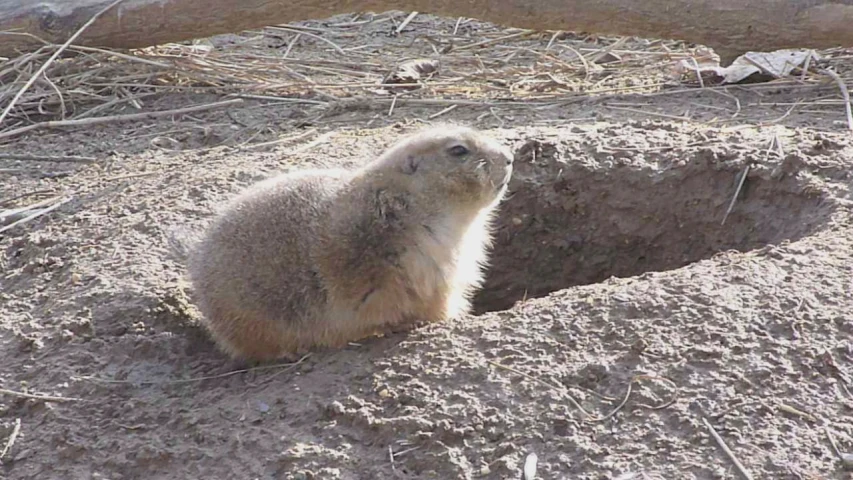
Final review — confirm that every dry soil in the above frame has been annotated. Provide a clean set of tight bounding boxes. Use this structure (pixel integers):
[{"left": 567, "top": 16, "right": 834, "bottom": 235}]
[{"left": 1, "top": 11, "right": 853, "bottom": 480}]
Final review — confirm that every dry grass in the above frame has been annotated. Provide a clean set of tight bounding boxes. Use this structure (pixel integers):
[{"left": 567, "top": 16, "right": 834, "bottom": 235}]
[{"left": 1, "top": 11, "right": 852, "bottom": 145}]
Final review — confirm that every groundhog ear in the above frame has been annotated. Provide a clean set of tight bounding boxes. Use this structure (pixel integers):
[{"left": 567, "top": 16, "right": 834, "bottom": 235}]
[{"left": 402, "top": 155, "right": 419, "bottom": 174}]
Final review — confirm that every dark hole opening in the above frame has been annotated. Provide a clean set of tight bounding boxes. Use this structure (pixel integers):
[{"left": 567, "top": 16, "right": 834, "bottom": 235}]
[{"left": 472, "top": 138, "right": 830, "bottom": 314}]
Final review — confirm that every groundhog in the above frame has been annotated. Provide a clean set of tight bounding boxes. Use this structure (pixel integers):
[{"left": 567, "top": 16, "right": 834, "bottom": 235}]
[{"left": 187, "top": 124, "right": 514, "bottom": 362}]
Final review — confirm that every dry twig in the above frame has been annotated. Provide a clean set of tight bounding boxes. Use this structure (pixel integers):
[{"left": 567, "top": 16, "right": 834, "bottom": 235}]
[
  {"left": 0, "top": 387, "right": 81, "bottom": 403},
  {"left": 0, "top": 0, "right": 127, "bottom": 126},
  {"left": 0, "top": 99, "right": 242, "bottom": 142},
  {"left": 79, "top": 353, "right": 310, "bottom": 385},
  {"left": 0, "top": 418, "right": 21, "bottom": 462},
  {"left": 825, "top": 427, "right": 853, "bottom": 470},
  {"left": 776, "top": 402, "right": 817, "bottom": 423},
  {"left": 265, "top": 26, "right": 346, "bottom": 55},
  {"left": 702, "top": 417, "right": 754, "bottom": 480},
  {"left": 396, "top": 12, "right": 420, "bottom": 34},
  {"left": 0, "top": 154, "right": 96, "bottom": 163},
  {"left": 721, "top": 163, "right": 750, "bottom": 226},
  {"left": 820, "top": 67, "right": 853, "bottom": 132},
  {"left": 487, "top": 360, "right": 677, "bottom": 422},
  {"left": 240, "top": 127, "right": 318, "bottom": 150},
  {"left": 721, "top": 136, "right": 778, "bottom": 225},
  {"left": 0, "top": 196, "right": 72, "bottom": 235}
]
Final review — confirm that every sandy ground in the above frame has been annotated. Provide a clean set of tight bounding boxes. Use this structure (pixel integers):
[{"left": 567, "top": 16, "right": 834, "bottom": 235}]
[{"left": 2, "top": 11, "right": 853, "bottom": 480}]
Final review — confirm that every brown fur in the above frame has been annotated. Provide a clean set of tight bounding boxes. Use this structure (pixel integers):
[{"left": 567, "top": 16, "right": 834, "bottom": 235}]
[{"left": 188, "top": 124, "right": 514, "bottom": 361}]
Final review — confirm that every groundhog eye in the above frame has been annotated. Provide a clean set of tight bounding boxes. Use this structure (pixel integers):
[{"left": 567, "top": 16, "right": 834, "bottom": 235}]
[{"left": 448, "top": 145, "right": 469, "bottom": 157}]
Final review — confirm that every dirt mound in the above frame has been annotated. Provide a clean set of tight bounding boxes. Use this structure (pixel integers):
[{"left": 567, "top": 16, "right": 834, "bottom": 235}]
[{"left": 2, "top": 119, "right": 853, "bottom": 480}]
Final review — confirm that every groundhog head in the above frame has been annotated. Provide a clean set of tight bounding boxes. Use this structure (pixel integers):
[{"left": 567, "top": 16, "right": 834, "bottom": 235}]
[{"left": 373, "top": 124, "right": 514, "bottom": 208}]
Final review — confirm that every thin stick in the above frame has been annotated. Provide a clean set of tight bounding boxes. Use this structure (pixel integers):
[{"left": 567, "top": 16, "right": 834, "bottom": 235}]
[
  {"left": 588, "top": 374, "right": 678, "bottom": 422},
  {"left": 605, "top": 105, "right": 690, "bottom": 121},
  {"left": 79, "top": 353, "right": 310, "bottom": 385},
  {"left": 74, "top": 92, "right": 157, "bottom": 120},
  {"left": 0, "top": 418, "right": 20, "bottom": 461},
  {"left": 777, "top": 403, "right": 817, "bottom": 423},
  {"left": 486, "top": 360, "right": 597, "bottom": 419},
  {"left": 588, "top": 37, "right": 629, "bottom": 64},
  {"left": 328, "top": 14, "right": 394, "bottom": 28},
  {"left": 388, "top": 95, "right": 398, "bottom": 117},
  {"left": 0, "top": 388, "right": 81, "bottom": 403},
  {"left": 587, "top": 382, "right": 633, "bottom": 423},
  {"left": 67, "top": 45, "right": 171, "bottom": 68},
  {"left": 600, "top": 139, "right": 718, "bottom": 153},
  {"left": 373, "top": 97, "right": 555, "bottom": 107},
  {"left": 688, "top": 56, "right": 706, "bottom": 89},
  {"left": 722, "top": 135, "right": 775, "bottom": 228},
  {"left": 227, "top": 94, "right": 326, "bottom": 106},
  {"left": 489, "top": 107, "right": 506, "bottom": 127},
  {"left": 392, "top": 445, "right": 421, "bottom": 458},
  {"left": 800, "top": 50, "right": 814, "bottom": 82},
  {"left": 266, "top": 26, "right": 346, "bottom": 55},
  {"left": 825, "top": 426, "right": 844, "bottom": 458},
  {"left": 456, "top": 30, "right": 534, "bottom": 51},
  {"left": 286, "top": 131, "right": 337, "bottom": 156},
  {"left": 241, "top": 128, "right": 318, "bottom": 151},
  {"left": 820, "top": 68, "right": 853, "bottom": 132},
  {"left": 396, "top": 12, "right": 419, "bottom": 34},
  {"left": 283, "top": 32, "right": 301, "bottom": 58},
  {"left": 0, "top": 196, "right": 71, "bottom": 234},
  {"left": 824, "top": 426, "right": 853, "bottom": 469},
  {"left": 0, "top": 154, "right": 96, "bottom": 163},
  {"left": 721, "top": 163, "right": 750, "bottom": 226},
  {"left": 41, "top": 72, "right": 66, "bottom": 120},
  {"left": 0, "top": 99, "right": 242, "bottom": 142},
  {"left": 428, "top": 104, "right": 458, "bottom": 119},
  {"left": 560, "top": 44, "right": 593, "bottom": 81},
  {"left": 452, "top": 17, "right": 464, "bottom": 36},
  {"left": 1, "top": 195, "right": 63, "bottom": 221},
  {"left": 545, "top": 31, "right": 562, "bottom": 50},
  {"left": 760, "top": 100, "right": 803, "bottom": 125},
  {"left": 0, "top": 0, "right": 127, "bottom": 127},
  {"left": 101, "top": 172, "right": 160, "bottom": 182},
  {"left": 702, "top": 417, "right": 753, "bottom": 480},
  {"left": 0, "top": 189, "right": 55, "bottom": 208},
  {"left": 708, "top": 86, "right": 741, "bottom": 119}
]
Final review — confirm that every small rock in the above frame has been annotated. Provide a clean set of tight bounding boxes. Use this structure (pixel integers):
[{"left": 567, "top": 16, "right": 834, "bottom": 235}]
[
  {"left": 523, "top": 452, "right": 538, "bottom": 479},
  {"left": 840, "top": 452, "right": 853, "bottom": 470}
]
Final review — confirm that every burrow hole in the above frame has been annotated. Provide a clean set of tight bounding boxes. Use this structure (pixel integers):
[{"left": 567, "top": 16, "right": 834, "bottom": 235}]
[{"left": 472, "top": 139, "right": 830, "bottom": 314}]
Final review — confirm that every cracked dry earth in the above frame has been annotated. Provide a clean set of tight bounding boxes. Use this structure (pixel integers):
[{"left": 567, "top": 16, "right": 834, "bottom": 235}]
[{"left": 2, "top": 118, "right": 853, "bottom": 480}]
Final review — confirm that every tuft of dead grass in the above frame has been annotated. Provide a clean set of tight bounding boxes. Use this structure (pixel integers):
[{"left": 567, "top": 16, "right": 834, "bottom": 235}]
[{"left": 1, "top": 11, "right": 852, "bottom": 145}]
